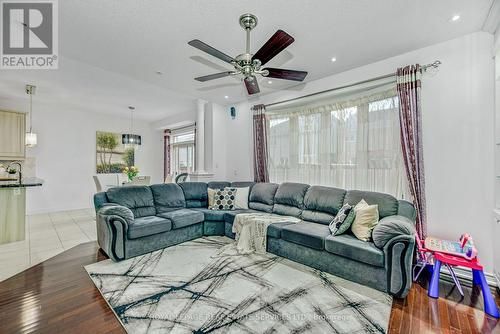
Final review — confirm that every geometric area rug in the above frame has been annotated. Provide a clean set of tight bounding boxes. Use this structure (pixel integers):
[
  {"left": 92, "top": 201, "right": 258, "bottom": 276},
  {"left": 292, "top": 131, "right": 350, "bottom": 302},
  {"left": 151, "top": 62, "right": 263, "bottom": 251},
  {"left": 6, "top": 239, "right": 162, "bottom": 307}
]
[{"left": 85, "top": 237, "right": 392, "bottom": 333}]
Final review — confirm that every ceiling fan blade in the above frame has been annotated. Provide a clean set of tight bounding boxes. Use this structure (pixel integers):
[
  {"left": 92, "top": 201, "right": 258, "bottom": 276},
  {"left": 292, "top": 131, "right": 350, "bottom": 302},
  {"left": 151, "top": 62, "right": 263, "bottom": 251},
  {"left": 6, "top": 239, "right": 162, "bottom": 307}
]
[
  {"left": 195, "top": 72, "right": 233, "bottom": 82},
  {"left": 188, "top": 39, "right": 235, "bottom": 64},
  {"left": 253, "top": 30, "right": 294, "bottom": 66},
  {"left": 244, "top": 76, "right": 260, "bottom": 95},
  {"left": 264, "top": 68, "right": 308, "bottom": 81}
]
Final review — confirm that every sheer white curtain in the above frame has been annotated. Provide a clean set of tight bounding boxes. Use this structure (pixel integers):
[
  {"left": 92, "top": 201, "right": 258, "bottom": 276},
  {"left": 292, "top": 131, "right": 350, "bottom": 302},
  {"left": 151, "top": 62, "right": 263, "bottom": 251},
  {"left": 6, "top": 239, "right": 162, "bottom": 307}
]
[{"left": 267, "top": 86, "right": 409, "bottom": 198}]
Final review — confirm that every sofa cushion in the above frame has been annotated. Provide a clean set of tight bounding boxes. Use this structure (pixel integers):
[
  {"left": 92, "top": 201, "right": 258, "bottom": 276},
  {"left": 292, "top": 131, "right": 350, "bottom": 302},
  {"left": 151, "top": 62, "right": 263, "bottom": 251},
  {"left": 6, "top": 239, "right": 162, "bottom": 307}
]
[
  {"left": 328, "top": 203, "right": 353, "bottom": 235},
  {"left": 231, "top": 181, "right": 256, "bottom": 189},
  {"left": 281, "top": 222, "right": 331, "bottom": 250},
  {"left": 106, "top": 186, "right": 156, "bottom": 218},
  {"left": 157, "top": 209, "right": 204, "bottom": 229},
  {"left": 272, "top": 183, "right": 309, "bottom": 217},
  {"left": 249, "top": 183, "right": 279, "bottom": 212},
  {"left": 207, "top": 181, "right": 231, "bottom": 189},
  {"left": 344, "top": 190, "right": 398, "bottom": 219},
  {"left": 325, "top": 234, "right": 384, "bottom": 267},
  {"left": 223, "top": 211, "right": 298, "bottom": 238},
  {"left": 372, "top": 215, "right": 415, "bottom": 249},
  {"left": 397, "top": 200, "right": 416, "bottom": 221},
  {"left": 234, "top": 187, "right": 250, "bottom": 210},
  {"left": 274, "top": 182, "right": 310, "bottom": 208},
  {"left": 192, "top": 208, "right": 231, "bottom": 221},
  {"left": 223, "top": 209, "right": 260, "bottom": 225},
  {"left": 302, "top": 186, "right": 346, "bottom": 224},
  {"left": 128, "top": 216, "right": 172, "bottom": 239},
  {"left": 209, "top": 188, "right": 237, "bottom": 210},
  {"left": 267, "top": 222, "right": 297, "bottom": 239},
  {"left": 249, "top": 202, "right": 274, "bottom": 213},
  {"left": 150, "top": 183, "right": 186, "bottom": 213},
  {"left": 349, "top": 199, "right": 379, "bottom": 241},
  {"left": 179, "top": 182, "right": 208, "bottom": 208}
]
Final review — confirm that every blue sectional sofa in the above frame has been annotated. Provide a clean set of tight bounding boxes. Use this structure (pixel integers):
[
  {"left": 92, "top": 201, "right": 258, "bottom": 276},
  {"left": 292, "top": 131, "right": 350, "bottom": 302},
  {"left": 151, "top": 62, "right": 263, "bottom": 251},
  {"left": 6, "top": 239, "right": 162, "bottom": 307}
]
[{"left": 94, "top": 181, "right": 416, "bottom": 297}]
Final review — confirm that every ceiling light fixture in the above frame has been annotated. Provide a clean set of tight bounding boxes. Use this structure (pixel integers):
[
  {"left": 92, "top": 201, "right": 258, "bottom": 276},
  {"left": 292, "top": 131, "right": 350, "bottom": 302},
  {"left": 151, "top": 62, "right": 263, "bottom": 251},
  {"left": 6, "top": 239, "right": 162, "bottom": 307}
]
[
  {"left": 25, "top": 84, "right": 37, "bottom": 148},
  {"left": 224, "top": 95, "right": 229, "bottom": 99},
  {"left": 155, "top": 71, "right": 163, "bottom": 75},
  {"left": 268, "top": 80, "right": 273, "bottom": 84},
  {"left": 122, "top": 106, "right": 141, "bottom": 147},
  {"left": 188, "top": 13, "right": 308, "bottom": 96},
  {"left": 331, "top": 57, "right": 337, "bottom": 62},
  {"left": 451, "top": 14, "right": 460, "bottom": 22}
]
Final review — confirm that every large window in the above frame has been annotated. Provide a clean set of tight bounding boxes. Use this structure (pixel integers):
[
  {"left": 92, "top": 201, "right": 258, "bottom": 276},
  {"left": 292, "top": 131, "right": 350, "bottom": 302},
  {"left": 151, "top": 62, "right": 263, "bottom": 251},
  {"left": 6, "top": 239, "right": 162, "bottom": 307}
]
[
  {"left": 267, "top": 86, "right": 408, "bottom": 198},
  {"left": 169, "top": 127, "right": 195, "bottom": 177}
]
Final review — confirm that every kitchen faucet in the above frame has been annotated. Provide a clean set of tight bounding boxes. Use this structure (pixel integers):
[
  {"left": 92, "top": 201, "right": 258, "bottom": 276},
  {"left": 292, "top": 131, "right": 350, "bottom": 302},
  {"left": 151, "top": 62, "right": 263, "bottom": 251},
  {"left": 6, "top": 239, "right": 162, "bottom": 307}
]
[{"left": 7, "top": 161, "right": 22, "bottom": 185}]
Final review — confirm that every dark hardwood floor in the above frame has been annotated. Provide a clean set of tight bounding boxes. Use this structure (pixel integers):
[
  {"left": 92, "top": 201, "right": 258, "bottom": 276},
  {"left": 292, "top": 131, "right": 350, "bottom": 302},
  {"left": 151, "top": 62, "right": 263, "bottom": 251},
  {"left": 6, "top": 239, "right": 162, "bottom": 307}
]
[{"left": 0, "top": 241, "right": 498, "bottom": 333}]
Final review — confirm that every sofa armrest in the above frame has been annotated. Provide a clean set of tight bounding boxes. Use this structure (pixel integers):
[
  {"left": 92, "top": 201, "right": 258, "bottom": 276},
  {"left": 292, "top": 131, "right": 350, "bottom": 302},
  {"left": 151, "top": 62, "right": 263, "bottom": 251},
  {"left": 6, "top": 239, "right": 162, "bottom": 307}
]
[
  {"left": 383, "top": 234, "right": 415, "bottom": 298},
  {"left": 96, "top": 205, "right": 134, "bottom": 261}
]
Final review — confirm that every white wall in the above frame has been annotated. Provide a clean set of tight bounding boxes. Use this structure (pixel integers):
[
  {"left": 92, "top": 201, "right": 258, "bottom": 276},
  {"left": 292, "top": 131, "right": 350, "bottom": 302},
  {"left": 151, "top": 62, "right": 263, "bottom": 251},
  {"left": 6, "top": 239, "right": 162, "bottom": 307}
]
[
  {"left": 224, "top": 100, "right": 254, "bottom": 182},
  {"left": 210, "top": 103, "right": 229, "bottom": 180},
  {"left": 222, "top": 32, "right": 496, "bottom": 271},
  {"left": 25, "top": 104, "right": 164, "bottom": 214}
]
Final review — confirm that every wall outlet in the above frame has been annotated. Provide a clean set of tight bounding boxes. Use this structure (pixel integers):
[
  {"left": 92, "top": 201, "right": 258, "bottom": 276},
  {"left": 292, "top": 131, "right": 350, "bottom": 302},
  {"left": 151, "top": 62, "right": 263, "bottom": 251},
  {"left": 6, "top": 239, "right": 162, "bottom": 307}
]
[{"left": 234, "top": 170, "right": 238, "bottom": 176}]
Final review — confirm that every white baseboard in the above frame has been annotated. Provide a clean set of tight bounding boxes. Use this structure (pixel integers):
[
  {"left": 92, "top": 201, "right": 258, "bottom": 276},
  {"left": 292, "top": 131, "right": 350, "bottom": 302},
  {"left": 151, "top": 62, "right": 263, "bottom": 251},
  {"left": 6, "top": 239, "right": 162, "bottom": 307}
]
[{"left": 439, "top": 266, "right": 498, "bottom": 288}]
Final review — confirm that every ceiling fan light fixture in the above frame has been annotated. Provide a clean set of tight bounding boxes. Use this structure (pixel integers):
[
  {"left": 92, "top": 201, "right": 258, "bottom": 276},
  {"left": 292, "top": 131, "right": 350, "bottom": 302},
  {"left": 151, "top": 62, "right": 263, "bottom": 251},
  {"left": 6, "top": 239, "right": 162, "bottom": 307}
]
[{"left": 188, "top": 14, "right": 308, "bottom": 96}]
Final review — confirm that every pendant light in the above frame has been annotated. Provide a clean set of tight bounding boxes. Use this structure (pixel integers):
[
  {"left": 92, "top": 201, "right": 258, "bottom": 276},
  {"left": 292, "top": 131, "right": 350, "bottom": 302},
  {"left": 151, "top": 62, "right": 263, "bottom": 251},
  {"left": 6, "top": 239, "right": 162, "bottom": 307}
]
[
  {"left": 122, "top": 106, "right": 141, "bottom": 146},
  {"left": 25, "top": 84, "right": 37, "bottom": 147}
]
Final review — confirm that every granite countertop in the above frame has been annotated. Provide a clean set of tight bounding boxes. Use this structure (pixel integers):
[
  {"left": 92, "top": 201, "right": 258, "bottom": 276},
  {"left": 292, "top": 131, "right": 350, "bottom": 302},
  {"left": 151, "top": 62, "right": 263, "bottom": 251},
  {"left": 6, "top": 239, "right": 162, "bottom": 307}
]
[{"left": 0, "top": 177, "right": 44, "bottom": 188}]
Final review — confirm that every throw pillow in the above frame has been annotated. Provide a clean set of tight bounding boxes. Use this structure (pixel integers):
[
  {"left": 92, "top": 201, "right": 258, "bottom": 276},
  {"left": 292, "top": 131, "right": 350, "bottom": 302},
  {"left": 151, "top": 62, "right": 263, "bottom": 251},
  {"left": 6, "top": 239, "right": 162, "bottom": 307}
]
[
  {"left": 233, "top": 186, "right": 250, "bottom": 209},
  {"left": 372, "top": 215, "right": 416, "bottom": 249},
  {"left": 351, "top": 199, "right": 379, "bottom": 241},
  {"left": 329, "top": 203, "right": 353, "bottom": 235},
  {"left": 207, "top": 188, "right": 217, "bottom": 207},
  {"left": 209, "top": 188, "right": 238, "bottom": 210}
]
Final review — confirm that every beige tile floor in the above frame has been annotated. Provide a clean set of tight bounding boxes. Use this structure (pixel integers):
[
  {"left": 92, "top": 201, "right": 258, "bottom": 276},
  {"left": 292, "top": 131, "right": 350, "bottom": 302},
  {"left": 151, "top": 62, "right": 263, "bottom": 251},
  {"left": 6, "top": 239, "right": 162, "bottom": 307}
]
[{"left": 0, "top": 208, "right": 97, "bottom": 282}]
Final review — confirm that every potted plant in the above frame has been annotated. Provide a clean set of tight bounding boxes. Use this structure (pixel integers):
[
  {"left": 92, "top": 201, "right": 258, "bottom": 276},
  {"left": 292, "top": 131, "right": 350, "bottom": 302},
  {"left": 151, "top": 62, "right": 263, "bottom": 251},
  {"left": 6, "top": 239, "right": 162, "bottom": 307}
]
[
  {"left": 123, "top": 166, "right": 139, "bottom": 182},
  {"left": 7, "top": 167, "right": 17, "bottom": 175}
]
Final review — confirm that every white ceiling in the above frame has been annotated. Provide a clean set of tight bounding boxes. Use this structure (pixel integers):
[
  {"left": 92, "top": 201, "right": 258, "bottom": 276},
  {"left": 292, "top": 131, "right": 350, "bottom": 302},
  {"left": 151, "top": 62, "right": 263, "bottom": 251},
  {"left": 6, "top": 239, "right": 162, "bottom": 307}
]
[
  {"left": 0, "top": 57, "right": 196, "bottom": 121},
  {"left": 0, "top": 0, "right": 494, "bottom": 121}
]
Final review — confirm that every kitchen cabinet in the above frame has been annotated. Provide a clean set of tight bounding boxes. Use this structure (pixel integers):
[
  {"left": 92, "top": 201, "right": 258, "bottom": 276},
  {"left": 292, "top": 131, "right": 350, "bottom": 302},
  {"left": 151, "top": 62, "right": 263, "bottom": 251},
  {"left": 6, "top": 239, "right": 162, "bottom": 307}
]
[{"left": 0, "top": 110, "right": 26, "bottom": 160}]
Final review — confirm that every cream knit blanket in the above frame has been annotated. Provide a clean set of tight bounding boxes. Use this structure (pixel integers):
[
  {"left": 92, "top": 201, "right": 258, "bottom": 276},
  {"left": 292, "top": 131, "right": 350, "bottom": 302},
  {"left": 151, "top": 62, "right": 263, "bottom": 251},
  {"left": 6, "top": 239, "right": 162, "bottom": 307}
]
[{"left": 232, "top": 213, "right": 301, "bottom": 254}]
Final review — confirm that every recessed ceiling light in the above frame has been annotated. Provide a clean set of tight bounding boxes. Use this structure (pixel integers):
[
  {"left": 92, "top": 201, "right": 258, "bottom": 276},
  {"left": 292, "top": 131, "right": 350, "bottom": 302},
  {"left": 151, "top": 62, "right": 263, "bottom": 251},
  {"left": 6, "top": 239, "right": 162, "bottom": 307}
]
[
  {"left": 268, "top": 80, "right": 273, "bottom": 84},
  {"left": 451, "top": 14, "right": 460, "bottom": 22},
  {"left": 331, "top": 57, "right": 337, "bottom": 62},
  {"left": 224, "top": 95, "right": 229, "bottom": 99},
  {"left": 155, "top": 71, "right": 163, "bottom": 75}
]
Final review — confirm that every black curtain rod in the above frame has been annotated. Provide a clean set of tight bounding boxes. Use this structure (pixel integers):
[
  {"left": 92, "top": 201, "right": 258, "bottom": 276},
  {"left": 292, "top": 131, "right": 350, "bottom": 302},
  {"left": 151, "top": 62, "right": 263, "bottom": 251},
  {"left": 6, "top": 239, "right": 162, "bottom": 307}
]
[{"left": 264, "top": 60, "right": 441, "bottom": 109}]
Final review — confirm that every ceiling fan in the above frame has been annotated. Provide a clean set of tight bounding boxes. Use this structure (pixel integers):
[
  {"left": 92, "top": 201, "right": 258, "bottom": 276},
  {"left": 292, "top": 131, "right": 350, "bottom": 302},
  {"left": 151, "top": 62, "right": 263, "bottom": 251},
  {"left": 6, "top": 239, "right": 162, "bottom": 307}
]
[{"left": 188, "top": 13, "right": 308, "bottom": 95}]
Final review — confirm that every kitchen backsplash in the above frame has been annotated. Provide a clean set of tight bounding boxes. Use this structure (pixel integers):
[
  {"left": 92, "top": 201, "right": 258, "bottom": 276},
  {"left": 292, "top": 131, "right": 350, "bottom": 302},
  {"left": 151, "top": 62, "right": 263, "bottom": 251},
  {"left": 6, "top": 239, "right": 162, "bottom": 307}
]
[{"left": 0, "top": 157, "right": 36, "bottom": 178}]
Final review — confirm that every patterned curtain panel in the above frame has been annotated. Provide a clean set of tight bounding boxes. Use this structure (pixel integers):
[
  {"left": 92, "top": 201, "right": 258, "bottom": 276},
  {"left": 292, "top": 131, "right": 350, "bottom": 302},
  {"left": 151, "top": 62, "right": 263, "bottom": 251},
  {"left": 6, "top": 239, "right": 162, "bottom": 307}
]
[
  {"left": 252, "top": 104, "right": 270, "bottom": 182},
  {"left": 397, "top": 64, "right": 427, "bottom": 239}
]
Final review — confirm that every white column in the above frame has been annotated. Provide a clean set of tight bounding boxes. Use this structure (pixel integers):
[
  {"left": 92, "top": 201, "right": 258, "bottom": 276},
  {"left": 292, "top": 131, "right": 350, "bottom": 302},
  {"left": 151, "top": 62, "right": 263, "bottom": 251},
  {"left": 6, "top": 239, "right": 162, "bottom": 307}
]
[
  {"left": 195, "top": 99, "right": 206, "bottom": 173},
  {"left": 190, "top": 99, "right": 214, "bottom": 182}
]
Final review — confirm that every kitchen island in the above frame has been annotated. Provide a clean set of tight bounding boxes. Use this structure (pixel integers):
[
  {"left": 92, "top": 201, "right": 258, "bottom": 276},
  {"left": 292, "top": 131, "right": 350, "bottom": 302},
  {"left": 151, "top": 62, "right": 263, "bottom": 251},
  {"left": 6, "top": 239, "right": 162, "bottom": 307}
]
[{"left": 0, "top": 178, "right": 43, "bottom": 244}]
